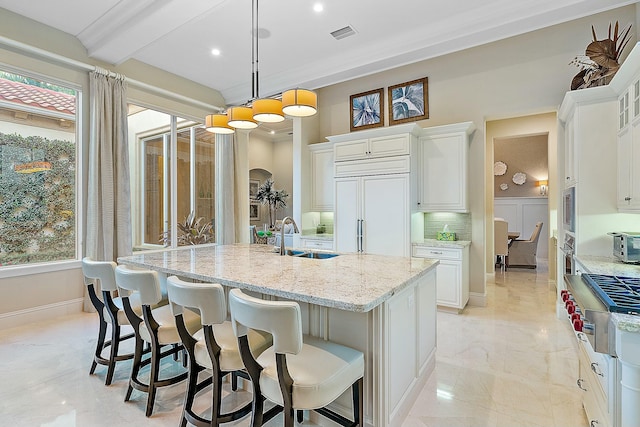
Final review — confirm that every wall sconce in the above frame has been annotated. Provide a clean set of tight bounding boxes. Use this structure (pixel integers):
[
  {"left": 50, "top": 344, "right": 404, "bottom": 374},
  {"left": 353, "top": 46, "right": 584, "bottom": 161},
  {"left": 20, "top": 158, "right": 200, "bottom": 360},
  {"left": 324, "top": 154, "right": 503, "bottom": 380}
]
[{"left": 536, "top": 180, "right": 548, "bottom": 196}]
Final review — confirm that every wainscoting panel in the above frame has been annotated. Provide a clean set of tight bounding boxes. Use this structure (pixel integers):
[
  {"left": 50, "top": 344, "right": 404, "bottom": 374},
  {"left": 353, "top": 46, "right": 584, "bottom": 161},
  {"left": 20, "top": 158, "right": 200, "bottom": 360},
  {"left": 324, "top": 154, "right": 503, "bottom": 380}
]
[{"left": 494, "top": 197, "right": 548, "bottom": 259}]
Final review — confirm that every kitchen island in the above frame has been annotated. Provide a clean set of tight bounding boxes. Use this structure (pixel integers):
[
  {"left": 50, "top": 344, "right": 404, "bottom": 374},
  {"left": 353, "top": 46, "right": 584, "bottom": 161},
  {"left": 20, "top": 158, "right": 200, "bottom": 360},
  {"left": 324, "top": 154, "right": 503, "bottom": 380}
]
[{"left": 118, "top": 244, "right": 439, "bottom": 427}]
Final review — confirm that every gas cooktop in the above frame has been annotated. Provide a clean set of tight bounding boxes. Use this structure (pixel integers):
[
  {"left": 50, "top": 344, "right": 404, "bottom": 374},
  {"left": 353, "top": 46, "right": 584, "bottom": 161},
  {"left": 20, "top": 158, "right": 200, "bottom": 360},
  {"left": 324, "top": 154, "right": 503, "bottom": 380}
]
[{"left": 582, "top": 274, "right": 640, "bottom": 315}]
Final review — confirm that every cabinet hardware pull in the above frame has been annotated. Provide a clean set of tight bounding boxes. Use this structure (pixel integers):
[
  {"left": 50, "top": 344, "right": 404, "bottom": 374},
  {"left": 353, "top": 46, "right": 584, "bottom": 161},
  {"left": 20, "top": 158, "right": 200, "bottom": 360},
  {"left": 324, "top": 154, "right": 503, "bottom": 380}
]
[
  {"left": 431, "top": 251, "right": 443, "bottom": 255},
  {"left": 625, "top": 196, "right": 631, "bottom": 201},
  {"left": 590, "top": 420, "right": 600, "bottom": 427},
  {"left": 576, "top": 378, "right": 587, "bottom": 391},
  {"left": 590, "top": 362, "right": 604, "bottom": 377}
]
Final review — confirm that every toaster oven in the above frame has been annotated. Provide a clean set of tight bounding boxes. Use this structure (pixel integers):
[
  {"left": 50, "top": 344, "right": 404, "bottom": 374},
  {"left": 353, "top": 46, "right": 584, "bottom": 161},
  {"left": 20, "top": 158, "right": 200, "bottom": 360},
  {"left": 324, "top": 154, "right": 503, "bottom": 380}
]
[{"left": 609, "top": 232, "right": 640, "bottom": 263}]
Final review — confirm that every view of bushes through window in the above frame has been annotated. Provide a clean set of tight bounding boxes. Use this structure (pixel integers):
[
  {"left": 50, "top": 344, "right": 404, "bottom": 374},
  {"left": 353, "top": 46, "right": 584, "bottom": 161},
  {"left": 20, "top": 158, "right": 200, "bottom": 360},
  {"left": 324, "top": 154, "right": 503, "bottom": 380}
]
[{"left": 0, "top": 71, "right": 78, "bottom": 266}]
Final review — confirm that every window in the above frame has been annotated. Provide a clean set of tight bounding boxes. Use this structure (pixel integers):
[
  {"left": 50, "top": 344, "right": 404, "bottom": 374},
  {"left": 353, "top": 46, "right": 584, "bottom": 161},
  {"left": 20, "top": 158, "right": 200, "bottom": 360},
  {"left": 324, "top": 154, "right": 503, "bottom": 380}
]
[
  {"left": 0, "top": 70, "right": 79, "bottom": 267},
  {"left": 128, "top": 105, "right": 215, "bottom": 249}
]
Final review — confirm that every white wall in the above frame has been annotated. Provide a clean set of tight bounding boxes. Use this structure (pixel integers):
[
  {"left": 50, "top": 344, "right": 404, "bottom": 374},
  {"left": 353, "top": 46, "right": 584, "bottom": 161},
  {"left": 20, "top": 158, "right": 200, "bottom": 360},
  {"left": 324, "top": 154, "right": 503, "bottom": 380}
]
[{"left": 315, "top": 5, "right": 636, "bottom": 299}]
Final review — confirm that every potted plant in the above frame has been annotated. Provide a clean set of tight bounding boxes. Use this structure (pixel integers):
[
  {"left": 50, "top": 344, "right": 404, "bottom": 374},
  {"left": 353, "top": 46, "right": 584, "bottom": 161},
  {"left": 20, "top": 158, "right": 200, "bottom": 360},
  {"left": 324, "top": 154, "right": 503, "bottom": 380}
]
[
  {"left": 253, "top": 178, "right": 289, "bottom": 229},
  {"left": 159, "top": 211, "right": 214, "bottom": 246}
]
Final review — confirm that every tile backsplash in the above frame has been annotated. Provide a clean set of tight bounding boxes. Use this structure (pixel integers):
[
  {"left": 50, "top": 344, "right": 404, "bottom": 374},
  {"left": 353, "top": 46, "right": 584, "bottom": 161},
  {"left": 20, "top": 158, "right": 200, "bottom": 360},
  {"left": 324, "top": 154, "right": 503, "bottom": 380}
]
[{"left": 424, "top": 212, "right": 471, "bottom": 241}]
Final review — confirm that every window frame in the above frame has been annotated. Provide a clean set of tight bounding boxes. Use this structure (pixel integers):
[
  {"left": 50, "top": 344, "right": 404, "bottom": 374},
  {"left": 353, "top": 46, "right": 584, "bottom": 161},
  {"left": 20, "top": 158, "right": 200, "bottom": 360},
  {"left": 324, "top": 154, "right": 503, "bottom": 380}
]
[{"left": 0, "top": 64, "right": 83, "bottom": 278}]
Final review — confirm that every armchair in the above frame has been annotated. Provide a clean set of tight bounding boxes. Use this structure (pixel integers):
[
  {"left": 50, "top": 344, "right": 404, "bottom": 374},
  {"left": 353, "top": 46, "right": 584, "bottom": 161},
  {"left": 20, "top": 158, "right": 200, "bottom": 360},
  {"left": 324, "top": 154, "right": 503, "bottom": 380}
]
[{"left": 508, "top": 222, "right": 543, "bottom": 269}]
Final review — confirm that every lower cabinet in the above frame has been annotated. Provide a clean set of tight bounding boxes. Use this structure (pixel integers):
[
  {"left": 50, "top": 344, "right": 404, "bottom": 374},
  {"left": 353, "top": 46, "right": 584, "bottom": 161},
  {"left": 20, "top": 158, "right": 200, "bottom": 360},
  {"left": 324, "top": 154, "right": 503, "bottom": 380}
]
[{"left": 412, "top": 243, "right": 469, "bottom": 311}]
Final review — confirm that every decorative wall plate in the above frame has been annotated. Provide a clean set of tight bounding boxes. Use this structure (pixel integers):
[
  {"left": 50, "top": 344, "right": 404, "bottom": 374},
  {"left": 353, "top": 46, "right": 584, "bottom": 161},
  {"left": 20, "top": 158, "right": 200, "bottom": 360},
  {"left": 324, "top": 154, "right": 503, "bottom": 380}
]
[
  {"left": 500, "top": 183, "right": 509, "bottom": 191},
  {"left": 493, "top": 161, "right": 507, "bottom": 176},
  {"left": 512, "top": 172, "right": 527, "bottom": 185}
]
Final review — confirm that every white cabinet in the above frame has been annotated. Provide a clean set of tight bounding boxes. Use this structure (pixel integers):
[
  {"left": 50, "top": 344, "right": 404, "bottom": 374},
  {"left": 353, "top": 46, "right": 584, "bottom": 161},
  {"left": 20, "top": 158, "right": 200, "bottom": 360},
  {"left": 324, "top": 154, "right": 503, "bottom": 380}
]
[
  {"left": 412, "top": 243, "right": 469, "bottom": 311},
  {"left": 616, "top": 79, "right": 640, "bottom": 212},
  {"left": 335, "top": 174, "right": 410, "bottom": 256},
  {"left": 417, "top": 122, "right": 474, "bottom": 212},
  {"left": 308, "top": 142, "right": 334, "bottom": 211},
  {"left": 334, "top": 134, "right": 410, "bottom": 161},
  {"left": 329, "top": 123, "right": 421, "bottom": 162},
  {"left": 564, "top": 111, "right": 577, "bottom": 187}
]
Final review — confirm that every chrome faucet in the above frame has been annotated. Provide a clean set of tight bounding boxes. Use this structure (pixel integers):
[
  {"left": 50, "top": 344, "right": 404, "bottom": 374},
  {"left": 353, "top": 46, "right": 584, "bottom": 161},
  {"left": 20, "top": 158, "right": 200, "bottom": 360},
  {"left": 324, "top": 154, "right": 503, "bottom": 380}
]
[{"left": 279, "top": 216, "right": 299, "bottom": 255}]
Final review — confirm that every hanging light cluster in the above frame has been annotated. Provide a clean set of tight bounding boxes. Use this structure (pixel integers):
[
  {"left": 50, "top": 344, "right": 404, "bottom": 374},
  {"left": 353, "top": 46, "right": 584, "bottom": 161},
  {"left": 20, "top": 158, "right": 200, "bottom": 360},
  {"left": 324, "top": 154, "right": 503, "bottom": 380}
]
[{"left": 205, "top": 0, "right": 317, "bottom": 134}]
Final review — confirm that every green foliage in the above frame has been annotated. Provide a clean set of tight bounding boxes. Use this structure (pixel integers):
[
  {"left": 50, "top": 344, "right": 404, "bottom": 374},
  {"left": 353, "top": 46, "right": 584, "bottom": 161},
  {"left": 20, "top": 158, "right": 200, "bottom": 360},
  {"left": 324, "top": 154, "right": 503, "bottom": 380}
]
[
  {"left": 253, "top": 178, "right": 289, "bottom": 227},
  {"left": 0, "top": 132, "right": 76, "bottom": 266},
  {"left": 0, "top": 72, "right": 77, "bottom": 96},
  {"left": 159, "top": 211, "right": 214, "bottom": 247}
]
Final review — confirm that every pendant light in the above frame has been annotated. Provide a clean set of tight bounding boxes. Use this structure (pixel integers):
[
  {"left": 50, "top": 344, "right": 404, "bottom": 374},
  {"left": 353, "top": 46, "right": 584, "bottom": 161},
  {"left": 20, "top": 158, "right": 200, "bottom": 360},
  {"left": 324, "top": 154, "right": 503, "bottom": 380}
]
[
  {"left": 249, "top": 0, "right": 284, "bottom": 123},
  {"left": 282, "top": 88, "right": 317, "bottom": 117},
  {"left": 206, "top": 0, "right": 316, "bottom": 134},
  {"left": 204, "top": 113, "right": 234, "bottom": 134}
]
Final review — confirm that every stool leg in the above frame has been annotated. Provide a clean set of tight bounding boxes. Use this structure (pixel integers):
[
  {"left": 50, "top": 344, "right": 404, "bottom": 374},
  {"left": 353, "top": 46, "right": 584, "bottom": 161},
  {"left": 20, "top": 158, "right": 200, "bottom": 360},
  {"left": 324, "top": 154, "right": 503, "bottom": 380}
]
[
  {"left": 353, "top": 378, "right": 364, "bottom": 426},
  {"left": 145, "top": 340, "right": 161, "bottom": 417},
  {"left": 91, "top": 317, "right": 107, "bottom": 375},
  {"left": 105, "top": 323, "right": 120, "bottom": 385},
  {"left": 125, "top": 334, "right": 144, "bottom": 402}
]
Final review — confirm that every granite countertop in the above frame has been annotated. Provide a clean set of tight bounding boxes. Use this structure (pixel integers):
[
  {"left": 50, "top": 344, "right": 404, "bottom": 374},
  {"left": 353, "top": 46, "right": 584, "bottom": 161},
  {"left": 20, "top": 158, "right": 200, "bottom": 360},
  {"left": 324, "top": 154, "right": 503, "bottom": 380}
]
[
  {"left": 575, "top": 254, "right": 640, "bottom": 333},
  {"left": 118, "top": 244, "right": 437, "bottom": 313},
  {"left": 413, "top": 238, "right": 472, "bottom": 248}
]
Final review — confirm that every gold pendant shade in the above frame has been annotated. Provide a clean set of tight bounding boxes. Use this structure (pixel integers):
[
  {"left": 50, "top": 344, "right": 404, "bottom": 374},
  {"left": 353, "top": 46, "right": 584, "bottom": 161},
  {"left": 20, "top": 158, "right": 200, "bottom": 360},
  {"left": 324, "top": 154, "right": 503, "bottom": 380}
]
[
  {"left": 204, "top": 114, "right": 235, "bottom": 134},
  {"left": 282, "top": 89, "right": 317, "bottom": 117},
  {"left": 252, "top": 98, "right": 284, "bottom": 122},
  {"left": 227, "top": 106, "right": 258, "bottom": 129}
]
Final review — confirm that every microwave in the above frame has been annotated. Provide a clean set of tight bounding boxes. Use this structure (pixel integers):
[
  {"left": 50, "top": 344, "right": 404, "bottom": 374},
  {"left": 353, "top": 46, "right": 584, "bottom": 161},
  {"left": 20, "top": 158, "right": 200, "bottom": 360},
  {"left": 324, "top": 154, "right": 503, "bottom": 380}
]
[{"left": 563, "top": 187, "right": 575, "bottom": 234}]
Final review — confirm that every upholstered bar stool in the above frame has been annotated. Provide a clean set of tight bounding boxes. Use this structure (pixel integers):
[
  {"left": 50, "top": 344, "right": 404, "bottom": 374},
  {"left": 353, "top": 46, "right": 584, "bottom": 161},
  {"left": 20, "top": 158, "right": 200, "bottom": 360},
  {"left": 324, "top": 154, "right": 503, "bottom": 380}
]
[
  {"left": 114, "top": 265, "right": 202, "bottom": 417},
  {"left": 166, "top": 276, "right": 273, "bottom": 427},
  {"left": 82, "top": 257, "right": 162, "bottom": 385},
  {"left": 229, "top": 288, "right": 364, "bottom": 427}
]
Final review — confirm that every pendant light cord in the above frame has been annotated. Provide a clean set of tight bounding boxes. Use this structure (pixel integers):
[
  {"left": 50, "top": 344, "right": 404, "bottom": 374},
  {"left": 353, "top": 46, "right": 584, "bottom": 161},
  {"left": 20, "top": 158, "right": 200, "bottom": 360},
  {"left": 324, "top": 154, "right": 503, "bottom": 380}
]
[{"left": 251, "top": 0, "right": 259, "bottom": 100}]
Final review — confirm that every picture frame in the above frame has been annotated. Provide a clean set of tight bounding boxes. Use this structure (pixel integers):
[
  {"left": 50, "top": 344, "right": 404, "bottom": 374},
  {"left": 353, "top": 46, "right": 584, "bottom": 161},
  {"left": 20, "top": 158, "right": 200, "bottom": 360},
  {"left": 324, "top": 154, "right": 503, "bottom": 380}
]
[
  {"left": 388, "top": 77, "right": 428, "bottom": 125},
  {"left": 249, "top": 203, "right": 260, "bottom": 220},
  {"left": 350, "top": 88, "right": 384, "bottom": 131},
  {"left": 249, "top": 179, "right": 260, "bottom": 200}
]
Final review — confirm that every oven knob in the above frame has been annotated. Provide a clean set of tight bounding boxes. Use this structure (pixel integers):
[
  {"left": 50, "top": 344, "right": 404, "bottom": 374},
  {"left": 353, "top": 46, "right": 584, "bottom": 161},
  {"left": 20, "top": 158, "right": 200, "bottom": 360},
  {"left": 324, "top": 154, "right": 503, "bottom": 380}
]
[
  {"left": 567, "top": 303, "right": 576, "bottom": 314},
  {"left": 571, "top": 313, "right": 582, "bottom": 322},
  {"left": 561, "top": 290, "right": 569, "bottom": 300},
  {"left": 573, "top": 319, "right": 583, "bottom": 332}
]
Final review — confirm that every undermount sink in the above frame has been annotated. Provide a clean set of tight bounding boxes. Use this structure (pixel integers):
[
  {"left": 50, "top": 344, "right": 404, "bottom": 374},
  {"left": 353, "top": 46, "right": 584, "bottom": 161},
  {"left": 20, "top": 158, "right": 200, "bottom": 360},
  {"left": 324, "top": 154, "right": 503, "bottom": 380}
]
[{"left": 284, "top": 249, "right": 339, "bottom": 259}]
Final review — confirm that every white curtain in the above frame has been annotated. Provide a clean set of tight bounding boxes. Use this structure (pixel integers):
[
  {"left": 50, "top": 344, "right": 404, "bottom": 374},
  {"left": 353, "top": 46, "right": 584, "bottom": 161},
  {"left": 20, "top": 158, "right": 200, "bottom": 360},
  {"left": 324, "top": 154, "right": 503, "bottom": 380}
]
[{"left": 84, "top": 68, "right": 132, "bottom": 310}]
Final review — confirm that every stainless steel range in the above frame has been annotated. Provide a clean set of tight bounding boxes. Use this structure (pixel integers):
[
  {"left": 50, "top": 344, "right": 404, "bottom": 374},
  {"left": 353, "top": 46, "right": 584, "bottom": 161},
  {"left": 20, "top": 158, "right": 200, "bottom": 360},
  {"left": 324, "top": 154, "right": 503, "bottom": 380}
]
[{"left": 564, "top": 273, "right": 640, "bottom": 356}]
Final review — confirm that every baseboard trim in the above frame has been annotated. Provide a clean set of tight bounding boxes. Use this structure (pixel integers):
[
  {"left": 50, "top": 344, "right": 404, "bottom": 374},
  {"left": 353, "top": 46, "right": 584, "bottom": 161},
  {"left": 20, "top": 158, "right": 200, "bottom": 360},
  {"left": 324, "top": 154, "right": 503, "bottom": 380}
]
[
  {"left": 468, "top": 291, "right": 487, "bottom": 307},
  {"left": 0, "top": 298, "right": 84, "bottom": 331}
]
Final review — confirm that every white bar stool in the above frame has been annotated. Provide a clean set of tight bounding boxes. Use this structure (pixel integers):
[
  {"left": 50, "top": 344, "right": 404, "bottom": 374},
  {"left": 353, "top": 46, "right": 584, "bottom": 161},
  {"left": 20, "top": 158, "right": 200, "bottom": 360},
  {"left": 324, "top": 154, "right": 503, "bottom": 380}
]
[
  {"left": 166, "top": 276, "right": 272, "bottom": 427},
  {"left": 229, "top": 288, "right": 364, "bottom": 427},
  {"left": 82, "top": 257, "right": 161, "bottom": 385},
  {"left": 114, "top": 265, "right": 201, "bottom": 417}
]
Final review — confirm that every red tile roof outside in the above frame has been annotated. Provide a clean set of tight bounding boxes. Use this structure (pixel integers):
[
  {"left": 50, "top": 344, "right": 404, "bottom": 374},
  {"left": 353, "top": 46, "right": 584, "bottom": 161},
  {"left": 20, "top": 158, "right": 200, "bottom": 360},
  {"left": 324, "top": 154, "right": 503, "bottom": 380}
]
[{"left": 0, "top": 78, "right": 76, "bottom": 115}]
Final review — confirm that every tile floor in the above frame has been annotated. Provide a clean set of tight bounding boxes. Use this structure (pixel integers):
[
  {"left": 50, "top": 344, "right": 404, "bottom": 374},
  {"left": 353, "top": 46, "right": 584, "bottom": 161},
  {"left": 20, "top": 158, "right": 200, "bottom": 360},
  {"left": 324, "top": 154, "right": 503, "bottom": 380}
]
[{"left": 0, "top": 263, "right": 587, "bottom": 427}]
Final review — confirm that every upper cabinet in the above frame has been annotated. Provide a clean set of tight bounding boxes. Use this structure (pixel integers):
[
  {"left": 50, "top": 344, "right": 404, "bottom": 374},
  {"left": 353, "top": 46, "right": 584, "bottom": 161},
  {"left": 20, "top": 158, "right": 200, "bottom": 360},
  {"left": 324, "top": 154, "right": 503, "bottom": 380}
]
[
  {"left": 308, "top": 142, "right": 334, "bottom": 211},
  {"left": 611, "top": 43, "right": 640, "bottom": 212},
  {"left": 330, "top": 123, "right": 419, "bottom": 162},
  {"left": 416, "top": 122, "right": 475, "bottom": 212}
]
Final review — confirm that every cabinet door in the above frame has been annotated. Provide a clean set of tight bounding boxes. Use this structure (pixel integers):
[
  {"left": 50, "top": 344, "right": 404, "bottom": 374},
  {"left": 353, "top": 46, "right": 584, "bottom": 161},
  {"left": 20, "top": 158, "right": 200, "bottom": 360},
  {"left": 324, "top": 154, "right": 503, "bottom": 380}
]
[
  {"left": 334, "top": 139, "right": 368, "bottom": 162},
  {"left": 564, "top": 112, "right": 577, "bottom": 187},
  {"left": 334, "top": 177, "right": 360, "bottom": 252},
  {"left": 362, "top": 174, "right": 409, "bottom": 256},
  {"left": 369, "top": 134, "right": 410, "bottom": 158},
  {"left": 618, "top": 126, "right": 633, "bottom": 209},
  {"left": 310, "top": 146, "right": 334, "bottom": 210},
  {"left": 436, "top": 260, "right": 461, "bottom": 307},
  {"left": 420, "top": 133, "right": 468, "bottom": 212},
  {"left": 630, "top": 119, "right": 640, "bottom": 211}
]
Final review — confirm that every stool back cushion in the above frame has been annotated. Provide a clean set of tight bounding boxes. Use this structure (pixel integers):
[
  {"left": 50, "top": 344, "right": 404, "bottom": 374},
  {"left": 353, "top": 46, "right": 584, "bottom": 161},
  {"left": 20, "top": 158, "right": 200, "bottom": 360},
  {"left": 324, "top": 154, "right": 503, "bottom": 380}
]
[
  {"left": 166, "top": 276, "right": 226, "bottom": 326},
  {"left": 229, "top": 289, "right": 302, "bottom": 355},
  {"left": 82, "top": 257, "right": 118, "bottom": 291},
  {"left": 115, "top": 265, "right": 162, "bottom": 306}
]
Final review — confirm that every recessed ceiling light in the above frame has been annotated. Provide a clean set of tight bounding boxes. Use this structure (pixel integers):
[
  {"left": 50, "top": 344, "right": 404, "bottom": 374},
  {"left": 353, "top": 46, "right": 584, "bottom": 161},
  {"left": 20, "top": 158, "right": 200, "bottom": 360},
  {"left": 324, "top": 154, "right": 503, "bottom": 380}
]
[
  {"left": 313, "top": 3, "right": 323, "bottom": 13},
  {"left": 211, "top": 48, "right": 221, "bottom": 56},
  {"left": 270, "top": 130, "right": 275, "bottom": 135}
]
